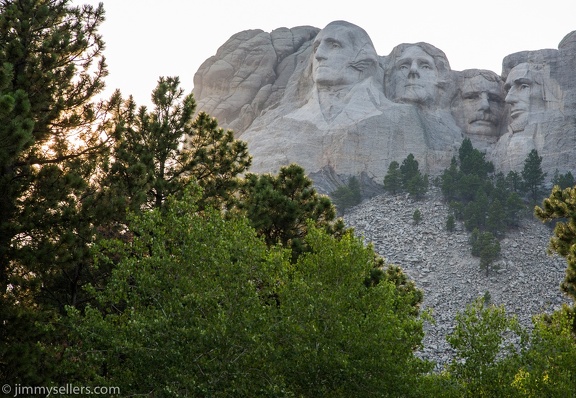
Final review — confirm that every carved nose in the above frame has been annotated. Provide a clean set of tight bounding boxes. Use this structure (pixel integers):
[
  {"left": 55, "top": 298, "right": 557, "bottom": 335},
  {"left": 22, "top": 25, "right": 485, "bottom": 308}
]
[
  {"left": 479, "top": 93, "right": 490, "bottom": 110},
  {"left": 505, "top": 88, "right": 517, "bottom": 104},
  {"left": 408, "top": 61, "right": 419, "bottom": 77}
]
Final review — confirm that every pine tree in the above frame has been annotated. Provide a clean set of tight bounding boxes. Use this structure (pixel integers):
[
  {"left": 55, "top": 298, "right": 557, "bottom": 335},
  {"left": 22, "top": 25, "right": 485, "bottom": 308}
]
[
  {"left": 383, "top": 160, "right": 402, "bottom": 194},
  {"left": 469, "top": 229, "right": 501, "bottom": 276},
  {"left": 331, "top": 176, "right": 362, "bottom": 214},
  {"left": 446, "top": 214, "right": 456, "bottom": 232},
  {"left": 412, "top": 208, "right": 422, "bottom": 225},
  {"left": 0, "top": 0, "right": 109, "bottom": 384},
  {"left": 552, "top": 169, "right": 575, "bottom": 190},
  {"left": 238, "top": 164, "right": 345, "bottom": 261},
  {"left": 101, "top": 77, "right": 251, "bottom": 219},
  {"left": 521, "top": 149, "right": 547, "bottom": 204},
  {"left": 399, "top": 154, "right": 428, "bottom": 199},
  {"left": 535, "top": 185, "right": 576, "bottom": 303}
]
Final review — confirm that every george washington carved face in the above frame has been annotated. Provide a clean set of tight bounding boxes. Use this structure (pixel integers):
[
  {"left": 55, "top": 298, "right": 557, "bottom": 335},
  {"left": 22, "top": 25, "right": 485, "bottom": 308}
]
[{"left": 311, "top": 21, "right": 378, "bottom": 88}]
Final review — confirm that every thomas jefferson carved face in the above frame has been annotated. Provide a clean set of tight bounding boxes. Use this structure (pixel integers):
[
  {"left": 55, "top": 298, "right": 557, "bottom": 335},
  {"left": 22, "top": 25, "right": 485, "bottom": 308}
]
[
  {"left": 311, "top": 22, "right": 376, "bottom": 88},
  {"left": 391, "top": 45, "right": 439, "bottom": 105},
  {"left": 456, "top": 73, "right": 505, "bottom": 138},
  {"left": 504, "top": 63, "right": 546, "bottom": 133}
]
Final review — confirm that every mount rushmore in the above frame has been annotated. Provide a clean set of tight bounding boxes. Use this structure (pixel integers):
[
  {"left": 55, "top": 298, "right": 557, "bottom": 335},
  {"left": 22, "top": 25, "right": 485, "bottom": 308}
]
[{"left": 191, "top": 21, "right": 576, "bottom": 193}]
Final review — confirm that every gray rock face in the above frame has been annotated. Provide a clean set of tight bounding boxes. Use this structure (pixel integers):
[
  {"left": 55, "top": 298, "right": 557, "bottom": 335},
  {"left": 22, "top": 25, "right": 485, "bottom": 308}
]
[{"left": 192, "top": 22, "right": 576, "bottom": 191}]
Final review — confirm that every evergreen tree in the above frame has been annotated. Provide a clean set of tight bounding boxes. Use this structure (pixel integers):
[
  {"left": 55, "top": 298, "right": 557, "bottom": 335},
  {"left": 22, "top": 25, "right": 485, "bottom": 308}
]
[
  {"left": 535, "top": 185, "right": 576, "bottom": 303},
  {"left": 521, "top": 149, "right": 547, "bottom": 203},
  {"left": 0, "top": 0, "right": 109, "bottom": 384},
  {"left": 102, "top": 77, "right": 251, "bottom": 219},
  {"left": 505, "top": 170, "right": 523, "bottom": 193},
  {"left": 400, "top": 153, "right": 420, "bottom": 187},
  {"left": 383, "top": 160, "right": 402, "bottom": 194},
  {"left": 331, "top": 175, "right": 362, "bottom": 214},
  {"left": 486, "top": 198, "right": 507, "bottom": 237},
  {"left": 413, "top": 208, "right": 422, "bottom": 225},
  {"left": 440, "top": 157, "right": 460, "bottom": 201},
  {"left": 552, "top": 169, "right": 575, "bottom": 190},
  {"left": 470, "top": 229, "right": 501, "bottom": 276},
  {"left": 458, "top": 138, "right": 494, "bottom": 178},
  {"left": 238, "top": 164, "right": 345, "bottom": 261},
  {"left": 446, "top": 214, "right": 456, "bottom": 232},
  {"left": 399, "top": 153, "right": 428, "bottom": 199}
]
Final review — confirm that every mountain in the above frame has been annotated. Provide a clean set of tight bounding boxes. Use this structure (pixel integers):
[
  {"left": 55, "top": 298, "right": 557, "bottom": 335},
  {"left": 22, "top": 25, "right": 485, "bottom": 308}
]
[{"left": 192, "top": 22, "right": 576, "bottom": 195}]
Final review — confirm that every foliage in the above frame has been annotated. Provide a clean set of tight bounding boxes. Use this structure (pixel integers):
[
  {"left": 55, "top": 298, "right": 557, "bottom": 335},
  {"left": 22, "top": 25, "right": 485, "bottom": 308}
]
[
  {"left": 238, "top": 164, "right": 345, "bottom": 261},
  {"left": 552, "top": 169, "right": 575, "bottom": 190},
  {"left": 383, "top": 160, "right": 402, "bottom": 194},
  {"left": 102, "top": 77, "right": 251, "bottom": 217},
  {"left": 535, "top": 185, "right": 576, "bottom": 302},
  {"left": 469, "top": 229, "right": 501, "bottom": 276},
  {"left": 330, "top": 175, "right": 362, "bottom": 214},
  {"left": 66, "top": 189, "right": 430, "bottom": 397},
  {"left": 446, "top": 214, "right": 456, "bottom": 232},
  {"left": 509, "top": 306, "right": 576, "bottom": 397},
  {"left": 444, "top": 297, "right": 523, "bottom": 398},
  {"left": 400, "top": 154, "right": 429, "bottom": 199},
  {"left": 0, "top": 0, "right": 109, "bottom": 384},
  {"left": 413, "top": 208, "right": 422, "bottom": 224},
  {"left": 521, "top": 149, "right": 547, "bottom": 204}
]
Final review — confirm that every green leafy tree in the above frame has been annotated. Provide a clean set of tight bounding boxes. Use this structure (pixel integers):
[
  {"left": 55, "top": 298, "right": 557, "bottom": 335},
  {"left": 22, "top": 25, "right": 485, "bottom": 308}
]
[
  {"left": 445, "top": 297, "right": 523, "bottom": 397},
  {"left": 330, "top": 175, "right": 362, "bottom": 214},
  {"left": 521, "top": 149, "right": 547, "bottom": 204},
  {"left": 383, "top": 160, "right": 402, "bottom": 194},
  {"left": 510, "top": 307, "right": 576, "bottom": 396},
  {"left": 238, "top": 163, "right": 345, "bottom": 261},
  {"left": 66, "top": 188, "right": 431, "bottom": 397},
  {"left": 66, "top": 187, "right": 289, "bottom": 396}
]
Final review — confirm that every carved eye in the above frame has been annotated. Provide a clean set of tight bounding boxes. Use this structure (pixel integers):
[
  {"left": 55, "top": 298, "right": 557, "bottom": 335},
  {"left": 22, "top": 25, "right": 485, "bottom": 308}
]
[
  {"left": 331, "top": 41, "right": 341, "bottom": 49},
  {"left": 488, "top": 94, "right": 504, "bottom": 103},
  {"left": 420, "top": 63, "right": 431, "bottom": 70},
  {"left": 463, "top": 93, "right": 480, "bottom": 100},
  {"left": 520, "top": 83, "right": 530, "bottom": 90},
  {"left": 399, "top": 64, "right": 410, "bottom": 70}
]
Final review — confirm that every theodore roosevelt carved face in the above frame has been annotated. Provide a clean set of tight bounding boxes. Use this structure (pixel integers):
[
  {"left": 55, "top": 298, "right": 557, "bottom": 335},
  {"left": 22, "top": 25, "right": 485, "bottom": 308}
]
[{"left": 453, "top": 70, "right": 505, "bottom": 139}]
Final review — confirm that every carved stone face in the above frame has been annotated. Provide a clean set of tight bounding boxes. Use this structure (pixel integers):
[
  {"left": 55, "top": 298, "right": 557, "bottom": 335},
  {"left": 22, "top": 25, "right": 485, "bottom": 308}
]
[
  {"left": 457, "top": 75, "right": 505, "bottom": 137},
  {"left": 312, "top": 24, "right": 362, "bottom": 88},
  {"left": 391, "top": 45, "right": 439, "bottom": 105},
  {"left": 505, "top": 64, "right": 545, "bottom": 133}
]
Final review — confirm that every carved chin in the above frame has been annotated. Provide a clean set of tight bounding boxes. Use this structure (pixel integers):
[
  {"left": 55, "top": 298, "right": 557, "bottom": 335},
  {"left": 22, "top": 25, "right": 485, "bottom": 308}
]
[{"left": 510, "top": 114, "right": 529, "bottom": 133}]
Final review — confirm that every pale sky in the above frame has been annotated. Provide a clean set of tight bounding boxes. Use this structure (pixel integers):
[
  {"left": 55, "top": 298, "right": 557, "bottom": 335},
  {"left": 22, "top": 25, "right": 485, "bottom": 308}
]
[{"left": 77, "top": 0, "right": 575, "bottom": 108}]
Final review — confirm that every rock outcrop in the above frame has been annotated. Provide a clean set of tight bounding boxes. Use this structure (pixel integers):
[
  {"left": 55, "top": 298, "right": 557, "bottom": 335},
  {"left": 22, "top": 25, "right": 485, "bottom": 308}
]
[{"left": 192, "top": 22, "right": 576, "bottom": 194}]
